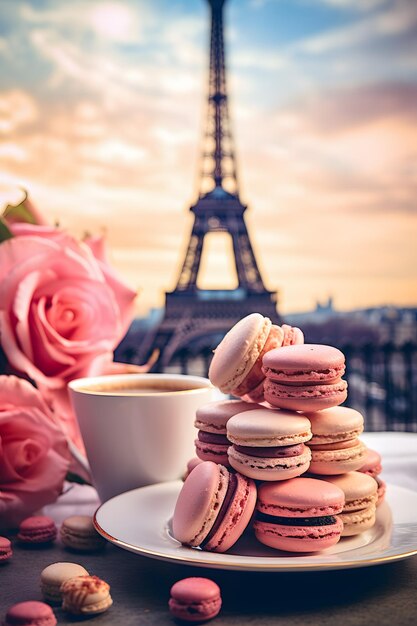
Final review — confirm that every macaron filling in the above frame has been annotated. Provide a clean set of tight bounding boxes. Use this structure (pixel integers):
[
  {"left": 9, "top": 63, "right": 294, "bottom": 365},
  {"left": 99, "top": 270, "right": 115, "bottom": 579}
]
[
  {"left": 194, "top": 419, "right": 227, "bottom": 434},
  {"left": 229, "top": 445, "right": 311, "bottom": 471},
  {"left": 310, "top": 448, "right": 366, "bottom": 467},
  {"left": 344, "top": 493, "right": 378, "bottom": 512},
  {"left": 234, "top": 443, "right": 305, "bottom": 458},
  {"left": 200, "top": 473, "right": 238, "bottom": 548},
  {"left": 309, "top": 436, "right": 362, "bottom": 449},
  {"left": 256, "top": 511, "right": 338, "bottom": 527},
  {"left": 197, "top": 431, "right": 229, "bottom": 445},
  {"left": 265, "top": 380, "right": 347, "bottom": 398},
  {"left": 262, "top": 366, "right": 345, "bottom": 383}
]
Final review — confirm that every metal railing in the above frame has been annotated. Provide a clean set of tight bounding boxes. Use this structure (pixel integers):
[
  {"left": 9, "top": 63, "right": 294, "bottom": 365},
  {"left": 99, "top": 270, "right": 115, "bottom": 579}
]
[{"left": 133, "top": 342, "right": 417, "bottom": 432}]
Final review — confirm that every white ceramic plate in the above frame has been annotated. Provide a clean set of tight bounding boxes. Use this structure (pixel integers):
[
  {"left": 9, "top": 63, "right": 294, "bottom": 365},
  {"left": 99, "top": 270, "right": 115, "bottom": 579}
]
[{"left": 94, "top": 481, "right": 417, "bottom": 572}]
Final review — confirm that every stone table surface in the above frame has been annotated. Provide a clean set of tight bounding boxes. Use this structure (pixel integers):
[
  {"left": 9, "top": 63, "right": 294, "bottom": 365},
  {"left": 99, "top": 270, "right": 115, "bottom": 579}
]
[{"left": 1, "top": 534, "right": 417, "bottom": 626}]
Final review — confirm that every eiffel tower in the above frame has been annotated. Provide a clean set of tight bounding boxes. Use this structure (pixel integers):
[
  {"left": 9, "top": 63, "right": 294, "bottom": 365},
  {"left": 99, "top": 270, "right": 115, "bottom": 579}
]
[{"left": 138, "top": 0, "right": 280, "bottom": 372}]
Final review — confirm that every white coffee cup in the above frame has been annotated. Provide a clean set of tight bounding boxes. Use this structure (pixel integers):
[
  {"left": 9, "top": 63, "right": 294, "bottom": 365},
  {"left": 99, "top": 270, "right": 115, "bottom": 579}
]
[{"left": 68, "top": 373, "right": 214, "bottom": 502}]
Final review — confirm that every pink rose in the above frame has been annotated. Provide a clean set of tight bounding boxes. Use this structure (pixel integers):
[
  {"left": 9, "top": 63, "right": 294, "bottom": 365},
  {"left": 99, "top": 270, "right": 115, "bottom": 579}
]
[
  {"left": 0, "top": 229, "right": 136, "bottom": 451},
  {"left": 7, "top": 224, "right": 135, "bottom": 342},
  {"left": 0, "top": 376, "right": 70, "bottom": 529}
]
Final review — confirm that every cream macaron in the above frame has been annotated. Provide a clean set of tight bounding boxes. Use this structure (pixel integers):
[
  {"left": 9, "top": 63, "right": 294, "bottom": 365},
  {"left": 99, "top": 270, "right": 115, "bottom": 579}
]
[
  {"left": 40, "top": 562, "right": 89, "bottom": 604},
  {"left": 209, "top": 313, "right": 284, "bottom": 402},
  {"left": 60, "top": 516, "right": 106, "bottom": 552},
  {"left": 323, "top": 472, "right": 378, "bottom": 536},
  {"left": 227, "top": 408, "right": 312, "bottom": 481},
  {"left": 61, "top": 575, "right": 113, "bottom": 615},
  {"left": 304, "top": 406, "right": 367, "bottom": 475}
]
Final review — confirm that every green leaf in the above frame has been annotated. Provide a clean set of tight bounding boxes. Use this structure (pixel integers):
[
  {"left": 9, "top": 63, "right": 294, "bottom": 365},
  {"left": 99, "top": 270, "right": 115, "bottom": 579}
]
[
  {"left": 3, "top": 189, "right": 37, "bottom": 225},
  {"left": 0, "top": 218, "right": 13, "bottom": 243},
  {"left": 66, "top": 471, "right": 92, "bottom": 486}
]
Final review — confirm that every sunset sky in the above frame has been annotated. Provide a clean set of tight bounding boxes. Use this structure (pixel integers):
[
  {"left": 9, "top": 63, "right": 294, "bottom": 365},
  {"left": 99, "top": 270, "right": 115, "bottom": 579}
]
[{"left": 0, "top": 0, "right": 416, "bottom": 317}]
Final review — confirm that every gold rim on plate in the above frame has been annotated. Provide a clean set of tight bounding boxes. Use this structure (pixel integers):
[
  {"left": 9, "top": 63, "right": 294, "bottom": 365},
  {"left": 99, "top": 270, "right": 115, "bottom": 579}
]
[{"left": 93, "top": 483, "right": 417, "bottom": 572}]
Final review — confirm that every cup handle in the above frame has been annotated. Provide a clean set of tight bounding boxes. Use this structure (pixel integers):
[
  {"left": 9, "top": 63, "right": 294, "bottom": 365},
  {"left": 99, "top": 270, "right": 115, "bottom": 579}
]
[{"left": 67, "top": 438, "right": 93, "bottom": 484}]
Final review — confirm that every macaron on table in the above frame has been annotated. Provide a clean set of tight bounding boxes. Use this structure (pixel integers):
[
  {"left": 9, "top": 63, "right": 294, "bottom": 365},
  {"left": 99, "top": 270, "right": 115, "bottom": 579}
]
[
  {"left": 17, "top": 516, "right": 57, "bottom": 545},
  {"left": 168, "top": 577, "right": 222, "bottom": 622},
  {"left": 40, "top": 562, "right": 90, "bottom": 604}
]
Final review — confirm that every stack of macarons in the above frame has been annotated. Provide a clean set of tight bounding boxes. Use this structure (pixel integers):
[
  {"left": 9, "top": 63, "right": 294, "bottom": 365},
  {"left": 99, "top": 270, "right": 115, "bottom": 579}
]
[{"left": 174, "top": 313, "right": 384, "bottom": 553}]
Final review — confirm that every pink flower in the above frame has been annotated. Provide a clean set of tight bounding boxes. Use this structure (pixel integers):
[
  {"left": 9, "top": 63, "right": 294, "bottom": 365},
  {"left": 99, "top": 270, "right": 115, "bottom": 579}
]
[
  {"left": 0, "top": 376, "right": 70, "bottom": 529},
  {"left": 0, "top": 228, "right": 136, "bottom": 451},
  {"left": 7, "top": 224, "right": 135, "bottom": 342}
]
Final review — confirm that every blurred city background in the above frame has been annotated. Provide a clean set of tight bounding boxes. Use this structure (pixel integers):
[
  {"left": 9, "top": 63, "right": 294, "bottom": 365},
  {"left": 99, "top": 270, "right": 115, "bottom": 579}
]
[{"left": 0, "top": 0, "right": 416, "bottom": 430}]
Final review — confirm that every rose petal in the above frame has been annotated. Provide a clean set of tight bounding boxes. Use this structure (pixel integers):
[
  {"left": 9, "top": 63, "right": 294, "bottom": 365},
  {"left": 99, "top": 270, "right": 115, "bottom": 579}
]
[{"left": 0, "top": 377, "right": 70, "bottom": 528}]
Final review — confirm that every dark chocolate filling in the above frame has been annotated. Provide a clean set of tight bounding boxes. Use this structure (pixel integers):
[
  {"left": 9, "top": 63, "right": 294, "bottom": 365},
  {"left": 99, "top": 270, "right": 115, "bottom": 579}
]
[
  {"left": 198, "top": 430, "right": 229, "bottom": 445},
  {"left": 234, "top": 443, "right": 304, "bottom": 458},
  {"left": 256, "top": 511, "right": 337, "bottom": 526},
  {"left": 201, "top": 473, "right": 238, "bottom": 547}
]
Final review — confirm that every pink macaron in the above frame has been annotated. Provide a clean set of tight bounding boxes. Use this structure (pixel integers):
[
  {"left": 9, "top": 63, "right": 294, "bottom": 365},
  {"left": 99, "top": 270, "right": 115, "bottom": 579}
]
[
  {"left": 182, "top": 457, "right": 204, "bottom": 481},
  {"left": 281, "top": 324, "right": 304, "bottom": 346},
  {"left": 254, "top": 477, "right": 345, "bottom": 552},
  {"left": 322, "top": 472, "right": 378, "bottom": 536},
  {"left": 0, "top": 536, "right": 13, "bottom": 563},
  {"left": 358, "top": 448, "right": 385, "bottom": 505},
  {"left": 358, "top": 448, "right": 382, "bottom": 478},
  {"left": 17, "top": 516, "right": 57, "bottom": 545},
  {"left": 172, "top": 461, "right": 257, "bottom": 553},
  {"left": 304, "top": 406, "right": 367, "bottom": 475},
  {"left": 227, "top": 408, "right": 312, "bottom": 481},
  {"left": 208, "top": 313, "right": 285, "bottom": 402},
  {"left": 263, "top": 344, "right": 348, "bottom": 411},
  {"left": 194, "top": 399, "right": 257, "bottom": 465},
  {"left": 3, "top": 601, "right": 57, "bottom": 626},
  {"left": 374, "top": 477, "right": 386, "bottom": 505},
  {"left": 169, "top": 577, "right": 222, "bottom": 622}
]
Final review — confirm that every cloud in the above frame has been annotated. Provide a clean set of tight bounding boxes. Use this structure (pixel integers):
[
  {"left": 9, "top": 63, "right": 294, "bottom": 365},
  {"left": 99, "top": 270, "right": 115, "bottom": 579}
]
[
  {"left": 286, "top": 82, "right": 417, "bottom": 134},
  {"left": 19, "top": 1, "right": 152, "bottom": 43},
  {"left": 0, "top": 90, "right": 38, "bottom": 133},
  {"left": 294, "top": 0, "right": 417, "bottom": 55},
  {"left": 312, "top": 0, "right": 390, "bottom": 10}
]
